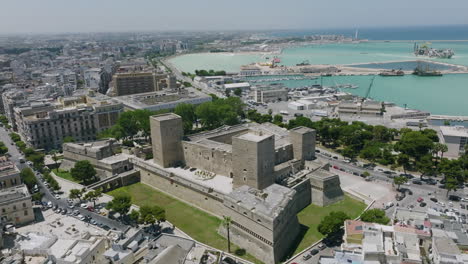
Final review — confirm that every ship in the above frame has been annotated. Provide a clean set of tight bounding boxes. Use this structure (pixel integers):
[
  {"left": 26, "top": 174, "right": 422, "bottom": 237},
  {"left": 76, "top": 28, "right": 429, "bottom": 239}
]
[
  {"left": 414, "top": 42, "right": 454, "bottom": 59},
  {"left": 412, "top": 65, "right": 443, "bottom": 76},
  {"left": 379, "top": 69, "right": 404, "bottom": 76},
  {"left": 296, "top": 60, "right": 310, "bottom": 66}
]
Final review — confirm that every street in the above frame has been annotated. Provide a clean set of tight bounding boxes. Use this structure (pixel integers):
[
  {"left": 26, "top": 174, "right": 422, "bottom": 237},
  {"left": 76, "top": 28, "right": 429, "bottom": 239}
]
[{"left": 0, "top": 126, "right": 129, "bottom": 232}]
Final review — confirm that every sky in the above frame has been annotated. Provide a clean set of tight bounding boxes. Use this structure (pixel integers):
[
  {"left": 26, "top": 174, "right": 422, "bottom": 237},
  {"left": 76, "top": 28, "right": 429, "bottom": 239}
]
[{"left": 1, "top": 0, "right": 468, "bottom": 33}]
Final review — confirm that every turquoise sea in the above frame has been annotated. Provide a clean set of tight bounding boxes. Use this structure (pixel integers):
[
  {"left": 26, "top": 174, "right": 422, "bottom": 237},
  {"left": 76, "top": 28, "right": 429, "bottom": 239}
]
[{"left": 169, "top": 41, "right": 468, "bottom": 116}]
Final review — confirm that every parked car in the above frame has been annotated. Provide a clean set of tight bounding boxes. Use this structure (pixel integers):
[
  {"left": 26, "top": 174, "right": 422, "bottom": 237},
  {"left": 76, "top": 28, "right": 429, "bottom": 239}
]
[
  {"left": 420, "top": 202, "right": 427, "bottom": 207},
  {"left": 78, "top": 215, "right": 86, "bottom": 221},
  {"left": 417, "top": 197, "right": 424, "bottom": 203},
  {"left": 311, "top": 249, "right": 319, "bottom": 255},
  {"left": 318, "top": 243, "right": 326, "bottom": 250},
  {"left": 302, "top": 254, "right": 312, "bottom": 260},
  {"left": 412, "top": 180, "right": 422, "bottom": 185},
  {"left": 449, "top": 195, "right": 461, "bottom": 202},
  {"left": 430, "top": 197, "right": 438, "bottom": 203}
]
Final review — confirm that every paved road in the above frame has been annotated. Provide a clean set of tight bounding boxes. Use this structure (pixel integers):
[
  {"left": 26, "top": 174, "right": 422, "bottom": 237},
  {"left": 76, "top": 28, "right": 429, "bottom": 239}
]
[
  {"left": 0, "top": 126, "right": 128, "bottom": 232},
  {"left": 316, "top": 147, "right": 467, "bottom": 216},
  {"left": 162, "top": 58, "right": 225, "bottom": 98}
]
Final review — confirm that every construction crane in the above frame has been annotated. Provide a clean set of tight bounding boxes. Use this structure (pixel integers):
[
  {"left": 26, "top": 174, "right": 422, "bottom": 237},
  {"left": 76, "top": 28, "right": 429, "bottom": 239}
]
[{"left": 363, "top": 76, "right": 376, "bottom": 101}]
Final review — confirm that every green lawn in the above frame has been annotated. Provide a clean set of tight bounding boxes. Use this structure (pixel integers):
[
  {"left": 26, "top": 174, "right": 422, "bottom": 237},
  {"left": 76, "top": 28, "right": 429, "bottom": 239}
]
[
  {"left": 53, "top": 169, "right": 79, "bottom": 183},
  {"left": 107, "top": 183, "right": 263, "bottom": 264},
  {"left": 294, "top": 195, "right": 367, "bottom": 254},
  {"left": 107, "top": 183, "right": 366, "bottom": 262}
]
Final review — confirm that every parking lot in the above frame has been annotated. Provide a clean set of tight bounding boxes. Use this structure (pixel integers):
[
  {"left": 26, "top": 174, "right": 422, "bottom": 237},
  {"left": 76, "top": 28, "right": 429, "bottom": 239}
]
[{"left": 17, "top": 208, "right": 109, "bottom": 238}]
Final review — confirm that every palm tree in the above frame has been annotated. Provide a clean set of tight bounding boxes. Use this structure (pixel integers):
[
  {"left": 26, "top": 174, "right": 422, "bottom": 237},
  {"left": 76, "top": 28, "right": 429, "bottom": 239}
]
[
  {"left": 439, "top": 144, "right": 448, "bottom": 159},
  {"left": 50, "top": 150, "right": 59, "bottom": 168},
  {"left": 222, "top": 216, "right": 232, "bottom": 253}
]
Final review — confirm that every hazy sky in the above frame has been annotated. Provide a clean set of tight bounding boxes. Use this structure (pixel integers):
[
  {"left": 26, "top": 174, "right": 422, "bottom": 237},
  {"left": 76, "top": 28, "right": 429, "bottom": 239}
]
[{"left": 1, "top": 0, "right": 468, "bottom": 33}]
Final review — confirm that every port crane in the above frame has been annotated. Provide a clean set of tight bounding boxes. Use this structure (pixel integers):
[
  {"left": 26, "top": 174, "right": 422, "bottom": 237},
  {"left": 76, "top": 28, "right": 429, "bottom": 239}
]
[{"left": 363, "top": 76, "right": 376, "bottom": 101}]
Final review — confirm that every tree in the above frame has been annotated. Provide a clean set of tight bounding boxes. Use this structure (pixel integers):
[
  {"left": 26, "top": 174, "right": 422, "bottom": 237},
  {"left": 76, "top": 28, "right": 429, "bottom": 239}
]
[
  {"left": 273, "top": 114, "right": 283, "bottom": 125},
  {"left": 106, "top": 194, "right": 132, "bottom": 217},
  {"left": 129, "top": 209, "right": 140, "bottom": 223},
  {"left": 287, "top": 116, "right": 314, "bottom": 130},
  {"left": 359, "top": 144, "right": 381, "bottom": 164},
  {"left": 445, "top": 176, "right": 458, "bottom": 197},
  {"left": 69, "top": 188, "right": 84, "bottom": 202},
  {"left": 342, "top": 146, "right": 359, "bottom": 160},
  {"left": 360, "top": 209, "right": 390, "bottom": 225},
  {"left": 362, "top": 171, "right": 370, "bottom": 178},
  {"left": 70, "top": 160, "right": 97, "bottom": 185},
  {"left": 225, "top": 89, "right": 231, "bottom": 97},
  {"left": 222, "top": 216, "right": 232, "bottom": 253},
  {"left": 397, "top": 154, "right": 410, "bottom": 175},
  {"left": 393, "top": 176, "right": 408, "bottom": 190},
  {"left": 317, "top": 211, "right": 350, "bottom": 237},
  {"left": 63, "top": 136, "right": 75, "bottom": 143},
  {"left": 0, "top": 142, "right": 8, "bottom": 155},
  {"left": 233, "top": 88, "right": 242, "bottom": 97},
  {"left": 415, "top": 154, "right": 435, "bottom": 180},
  {"left": 139, "top": 205, "right": 166, "bottom": 228},
  {"left": 175, "top": 103, "right": 197, "bottom": 133},
  {"left": 9, "top": 133, "right": 21, "bottom": 142},
  {"left": 395, "top": 131, "right": 434, "bottom": 161},
  {"left": 433, "top": 143, "right": 449, "bottom": 161},
  {"left": 50, "top": 150, "right": 60, "bottom": 168},
  {"left": 20, "top": 168, "right": 37, "bottom": 189},
  {"left": 83, "top": 189, "right": 103, "bottom": 207}
]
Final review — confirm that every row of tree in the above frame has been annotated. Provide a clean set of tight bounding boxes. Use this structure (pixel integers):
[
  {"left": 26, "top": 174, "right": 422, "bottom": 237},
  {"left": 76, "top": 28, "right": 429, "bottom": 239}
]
[
  {"left": 105, "top": 194, "right": 166, "bottom": 227},
  {"left": 318, "top": 209, "right": 389, "bottom": 243},
  {"left": 100, "top": 97, "right": 246, "bottom": 140},
  {"left": 9, "top": 132, "right": 45, "bottom": 169}
]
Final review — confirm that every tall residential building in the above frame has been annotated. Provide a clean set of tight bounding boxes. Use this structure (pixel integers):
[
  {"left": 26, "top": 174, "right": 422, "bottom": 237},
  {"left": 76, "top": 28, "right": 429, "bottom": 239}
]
[
  {"left": 0, "top": 185, "right": 34, "bottom": 225},
  {"left": 0, "top": 156, "right": 21, "bottom": 189},
  {"left": 14, "top": 92, "right": 123, "bottom": 150},
  {"left": 2, "top": 89, "right": 28, "bottom": 129},
  {"left": 110, "top": 72, "right": 168, "bottom": 96}
]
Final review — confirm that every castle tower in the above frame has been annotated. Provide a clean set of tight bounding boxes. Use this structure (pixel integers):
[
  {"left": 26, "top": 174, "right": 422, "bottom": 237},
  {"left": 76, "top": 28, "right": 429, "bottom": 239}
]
[
  {"left": 289, "top": 126, "right": 316, "bottom": 162},
  {"left": 232, "top": 131, "right": 275, "bottom": 190},
  {"left": 150, "top": 113, "right": 184, "bottom": 168}
]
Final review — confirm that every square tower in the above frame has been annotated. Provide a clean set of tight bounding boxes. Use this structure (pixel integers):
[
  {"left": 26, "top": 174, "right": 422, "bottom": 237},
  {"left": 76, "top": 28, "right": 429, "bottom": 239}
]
[
  {"left": 150, "top": 113, "right": 184, "bottom": 168},
  {"left": 290, "top": 126, "right": 316, "bottom": 162},
  {"left": 232, "top": 131, "right": 275, "bottom": 190}
]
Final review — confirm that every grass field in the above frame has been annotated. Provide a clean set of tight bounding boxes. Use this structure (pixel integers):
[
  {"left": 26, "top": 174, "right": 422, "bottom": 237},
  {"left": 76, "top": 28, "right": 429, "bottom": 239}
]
[
  {"left": 52, "top": 169, "right": 79, "bottom": 183},
  {"left": 107, "top": 183, "right": 263, "bottom": 264},
  {"left": 293, "top": 195, "right": 367, "bottom": 254},
  {"left": 107, "top": 183, "right": 366, "bottom": 262}
]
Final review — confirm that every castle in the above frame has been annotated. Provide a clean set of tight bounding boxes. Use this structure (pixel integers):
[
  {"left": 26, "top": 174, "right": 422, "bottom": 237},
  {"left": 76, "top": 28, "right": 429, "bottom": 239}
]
[{"left": 132, "top": 113, "right": 344, "bottom": 264}]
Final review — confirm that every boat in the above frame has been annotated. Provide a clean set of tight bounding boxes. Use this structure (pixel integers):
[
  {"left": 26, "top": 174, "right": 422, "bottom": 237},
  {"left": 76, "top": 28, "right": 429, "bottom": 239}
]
[
  {"left": 379, "top": 69, "right": 404, "bottom": 76},
  {"left": 296, "top": 60, "right": 310, "bottom": 66},
  {"left": 412, "top": 65, "right": 443, "bottom": 76},
  {"left": 321, "top": 73, "right": 333, "bottom": 77},
  {"left": 414, "top": 42, "right": 454, "bottom": 59},
  {"left": 331, "top": 83, "right": 359, "bottom": 89}
]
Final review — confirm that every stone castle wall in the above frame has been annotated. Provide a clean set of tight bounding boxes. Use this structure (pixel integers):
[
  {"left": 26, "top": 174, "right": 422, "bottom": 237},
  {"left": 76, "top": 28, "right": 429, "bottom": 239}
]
[
  {"left": 182, "top": 142, "right": 233, "bottom": 177},
  {"left": 274, "top": 144, "right": 293, "bottom": 165},
  {"left": 133, "top": 158, "right": 227, "bottom": 216}
]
